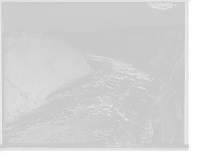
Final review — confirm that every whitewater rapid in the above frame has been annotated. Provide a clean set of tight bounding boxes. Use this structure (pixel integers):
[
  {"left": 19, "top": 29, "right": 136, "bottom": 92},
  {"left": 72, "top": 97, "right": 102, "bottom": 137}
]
[{"left": 3, "top": 53, "right": 159, "bottom": 145}]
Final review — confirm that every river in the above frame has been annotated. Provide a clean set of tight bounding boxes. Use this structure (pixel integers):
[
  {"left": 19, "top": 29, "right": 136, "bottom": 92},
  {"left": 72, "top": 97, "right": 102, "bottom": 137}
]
[{"left": 3, "top": 53, "right": 159, "bottom": 146}]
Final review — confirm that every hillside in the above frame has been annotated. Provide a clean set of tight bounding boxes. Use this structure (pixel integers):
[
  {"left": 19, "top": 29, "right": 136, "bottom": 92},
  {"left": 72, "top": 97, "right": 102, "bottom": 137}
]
[{"left": 3, "top": 30, "right": 91, "bottom": 121}]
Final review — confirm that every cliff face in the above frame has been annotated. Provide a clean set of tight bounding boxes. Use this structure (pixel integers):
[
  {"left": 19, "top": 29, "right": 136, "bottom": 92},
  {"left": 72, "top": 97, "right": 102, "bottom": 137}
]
[
  {"left": 47, "top": 26, "right": 185, "bottom": 143},
  {"left": 3, "top": 33, "right": 92, "bottom": 122}
]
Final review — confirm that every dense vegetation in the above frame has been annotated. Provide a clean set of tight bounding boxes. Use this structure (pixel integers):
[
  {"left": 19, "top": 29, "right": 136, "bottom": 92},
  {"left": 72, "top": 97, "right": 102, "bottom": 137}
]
[{"left": 3, "top": 33, "right": 91, "bottom": 121}]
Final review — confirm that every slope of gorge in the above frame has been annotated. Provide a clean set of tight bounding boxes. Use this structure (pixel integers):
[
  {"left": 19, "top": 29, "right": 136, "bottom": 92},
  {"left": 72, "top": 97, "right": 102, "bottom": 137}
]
[
  {"left": 3, "top": 31, "right": 91, "bottom": 122},
  {"left": 47, "top": 26, "right": 185, "bottom": 144}
]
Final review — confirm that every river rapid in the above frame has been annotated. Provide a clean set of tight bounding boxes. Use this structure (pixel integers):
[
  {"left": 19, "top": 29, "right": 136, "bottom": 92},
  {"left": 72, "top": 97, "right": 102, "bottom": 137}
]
[{"left": 3, "top": 53, "right": 159, "bottom": 146}]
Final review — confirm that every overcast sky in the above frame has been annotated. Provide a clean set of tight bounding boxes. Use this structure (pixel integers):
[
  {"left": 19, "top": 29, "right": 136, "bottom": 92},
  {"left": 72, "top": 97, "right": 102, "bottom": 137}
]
[{"left": 2, "top": 2, "right": 185, "bottom": 33}]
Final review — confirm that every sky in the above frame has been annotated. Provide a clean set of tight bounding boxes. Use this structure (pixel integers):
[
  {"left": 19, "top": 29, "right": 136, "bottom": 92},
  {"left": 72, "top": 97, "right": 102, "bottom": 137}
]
[{"left": 2, "top": 2, "right": 185, "bottom": 33}]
